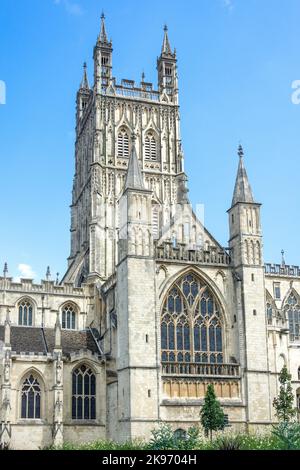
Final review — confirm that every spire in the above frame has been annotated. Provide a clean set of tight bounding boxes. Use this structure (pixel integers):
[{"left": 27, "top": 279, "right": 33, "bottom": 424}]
[
  {"left": 124, "top": 134, "right": 145, "bottom": 191},
  {"left": 80, "top": 62, "right": 90, "bottom": 90},
  {"left": 99, "top": 12, "right": 109, "bottom": 44},
  {"left": 232, "top": 145, "right": 255, "bottom": 206},
  {"left": 162, "top": 24, "right": 172, "bottom": 55}
]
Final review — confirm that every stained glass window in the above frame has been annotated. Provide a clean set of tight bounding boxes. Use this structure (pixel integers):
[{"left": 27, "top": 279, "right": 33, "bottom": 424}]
[
  {"left": 18, "top": 300, "right": 33, "bottom": 326},
  {"left": 72, "top": 365, "right": 96, "bottom": 420},
  {"left": 21, "top": 375, "right": 41, "bottom": 419},
  {"left": 285, "top": 293, "right": 300, "bottom": 342},
  {"left": 62, "top": 304, "right": 76, "bottom": 330},
  {"left": 161, "top": 272, "right": 223, "bottom": 364}
]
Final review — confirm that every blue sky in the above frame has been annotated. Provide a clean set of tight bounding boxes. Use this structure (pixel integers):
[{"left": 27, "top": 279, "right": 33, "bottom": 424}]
[{"left": 0, "top": 0, "right": 299, "bottom": 282}]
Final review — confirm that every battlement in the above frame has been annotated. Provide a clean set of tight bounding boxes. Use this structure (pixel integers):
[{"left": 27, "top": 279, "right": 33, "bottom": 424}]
[
  {"left": 155, "top": 241, "right": 231, "bottom": 266},
  {"left": 264, "top": 263, "right": 300, "bottom": 277},
  {"left": 0, "top": 277, "right": 84, "bottom": 296},
  {"left": 107, "top": 77, "right": 161, "bottom": 102}
]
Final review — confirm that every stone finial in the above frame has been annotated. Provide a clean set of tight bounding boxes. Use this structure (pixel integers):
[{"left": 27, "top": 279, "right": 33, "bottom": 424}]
[
  {"left": 46, "top": 266, "right": 51, "bottom": 281},
  {"left": 162, "top": 24, "right": 172, "bottom": 55},
  {"left": 4, "top": 309, "right": 11, "bottom": 346},
  {"left": 281, "top": 249, "right": 286, "bottom": 266},
  {"left": 3, "top": 262, "right": 8, "bottom": 278},
  {"left": 55, "top": 312, "right": 62, "bottom": 350},
  {"left": 56, "top": 273, "right": 60, "bottom": 285},
  {"left": 238, "top": 144, "right": 244, "bottom": 158}
]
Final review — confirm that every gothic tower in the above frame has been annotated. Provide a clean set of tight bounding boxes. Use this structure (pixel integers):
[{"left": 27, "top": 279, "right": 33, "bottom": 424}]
[
  {"left": 228, "top": 145, "right": 271, "bottom": 426},
  {"left": 63, "top": 16, "right": 186, "bottom": 286}
]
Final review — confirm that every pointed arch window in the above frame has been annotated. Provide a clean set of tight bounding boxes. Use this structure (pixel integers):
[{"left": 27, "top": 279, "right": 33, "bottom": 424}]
[
  {"left": 145, "top": 132, "right": 158, "bottom": 161},
  {"left": 161, "top": 273, "right": 224, "bottom": 364},
  {"left": 21, "top": 375, "right": 41, "bottom": 419},
  {"left": 284, "top": 293, "right": 300, "bottom": 342},
  {"left": 72, "top": 365, "right": 96, "bottom": 420},
  {"left": 62, "top": 303, "right": 76, "bottom": 330},
  {"left": 18, "top": 299, "right": 33, "bottom": 326},
  {"left": 117, "top": 128, "right": 129, "bottom": 158}
]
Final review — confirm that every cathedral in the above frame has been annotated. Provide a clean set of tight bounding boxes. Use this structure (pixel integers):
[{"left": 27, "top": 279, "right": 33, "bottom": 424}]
[{"left": 1, "top": 16, "right": 300, "bottom": 450}]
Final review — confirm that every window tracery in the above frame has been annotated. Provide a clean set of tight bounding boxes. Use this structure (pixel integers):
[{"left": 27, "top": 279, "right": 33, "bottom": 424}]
[
  {"left": 161, "top": 273, "right": 224, "bottom": 364},
  {"left": 72, "top": 365, "right": 96, "bottom": 420}
]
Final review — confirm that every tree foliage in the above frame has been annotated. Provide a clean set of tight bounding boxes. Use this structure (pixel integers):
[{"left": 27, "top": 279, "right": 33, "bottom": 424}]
[
  {"left": 273, "top": 365, "right": 297, "bottom": 423},
  {"left": 200, "top": 384, "right": 225, "bottom": 441}
]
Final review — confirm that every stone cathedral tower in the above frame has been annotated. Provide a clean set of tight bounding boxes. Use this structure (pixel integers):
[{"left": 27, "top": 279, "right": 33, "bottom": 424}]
[
  {"left": 63, "top": 16, "right": 184, "bottom": 286},
  {"left": 1, "top": 16, "right": 300, "bottom": 449}
]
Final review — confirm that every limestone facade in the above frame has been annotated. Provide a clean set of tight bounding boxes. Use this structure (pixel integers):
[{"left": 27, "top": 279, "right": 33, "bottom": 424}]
[{"left": 1, "top": 16, "right": 299, "bottom": 449}]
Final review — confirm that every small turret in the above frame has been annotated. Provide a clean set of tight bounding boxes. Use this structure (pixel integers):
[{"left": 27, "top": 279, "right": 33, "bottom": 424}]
[
  {"left": 157, "top": 25, "right": 178, "bottom": 103},
  {"left": 94, "top": 13, "right": 113, "bottom": 94}
]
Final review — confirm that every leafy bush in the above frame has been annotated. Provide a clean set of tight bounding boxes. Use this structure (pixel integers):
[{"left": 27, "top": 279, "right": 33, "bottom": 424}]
[
  {"left": 147, "top": 424, "right": 200, "bottom": 450},
  {"left": 214, "top": 435, "right": 242, "bottom": 451},
  {"left": 147, "top": 424, "right": 177, "bottom": 450},
  {"left": 272, "top": 422, "right": 300, "bottom": 450},
  {"left": 45, "top": 439, "right": 146, "bottom": 451}
]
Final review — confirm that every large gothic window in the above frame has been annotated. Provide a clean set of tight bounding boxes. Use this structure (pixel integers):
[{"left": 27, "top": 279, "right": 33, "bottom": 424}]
[
  {"left": 18, "top": 299, "right": 33, "bottom": 326},
  {"left": 72, "top": 365, "right": 96, "bottom": 420},
  {"left": 62, "top": 303, "right": 76, "bottom": 330},
  {"left": 161, "top": 273, "right": 224, "bottom": 364},
  {"left": 117, "top": 128, "right": 129, "bottom": 158},
  {"left": 21, "top": 375, "right": 41, "bottom": 419},
  {"left": 145, "top": 132, "right": 158, "bottom": 161},
  {"left": 285, "top": 293, "right": 300, "bottom": 342}
]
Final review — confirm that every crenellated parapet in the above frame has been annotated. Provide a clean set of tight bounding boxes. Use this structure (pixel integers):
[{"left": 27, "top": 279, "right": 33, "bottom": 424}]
[
  {"left": 0, "top": 277, "right": 84, "bottom": 296},
  {"left": 155, "top": 241, "right": 231, "bottom": 266},
  {"left": 265, "top": 263, "right": 300, "bottom": 278}
]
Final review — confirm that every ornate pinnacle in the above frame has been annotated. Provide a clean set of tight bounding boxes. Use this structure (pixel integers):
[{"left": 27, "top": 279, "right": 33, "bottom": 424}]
[
  {"left": 46, "top": 266, "right": 51, "bottom": 281},
  {"left": 99, "top": 11, "right": 108, "bottom": 43},
  {"left": 238, "top": 144, "right": 244, "bottom": 159},
  {"left": 281, "top": 249, "right": 286, "bottom": 266},
  {"left": 3, "top": 262, "right": 8, "bottom": 278}
]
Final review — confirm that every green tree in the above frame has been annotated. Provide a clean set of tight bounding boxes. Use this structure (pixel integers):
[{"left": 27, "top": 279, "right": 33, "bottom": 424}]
[
  {"left": 273, "top": 365, "right": 297, "bottom": 423},
  {"left": 200, "top": 384, "right": 225, "bottom": 441}
]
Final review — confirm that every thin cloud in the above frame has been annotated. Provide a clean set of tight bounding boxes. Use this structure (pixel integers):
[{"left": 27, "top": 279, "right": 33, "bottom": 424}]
[
  {"left": 223, "top": 0, "right": 234, "bottom": 11},
  {"left": 15, "top": 264, "right": 36, "bottom": 282},
  {"left": 54, "top": 0, "right": 83, "bottom": 16}
]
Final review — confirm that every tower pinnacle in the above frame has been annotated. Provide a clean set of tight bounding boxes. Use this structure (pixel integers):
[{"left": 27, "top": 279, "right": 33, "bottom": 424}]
[
  {"left": 99, "top": 12, "right": 109, "bottom": 44},
  {"left": 124, "top": 134, "right": 145, "bottom": 191},
  {"left": 80, "top": 62, "right": 90, "bottom": 90},
  {"left": 232, "top": 145, "right": 255, "bottom": 206},
  {"left": 162, "top": 24, "right": 172, "bottom": 55}
]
